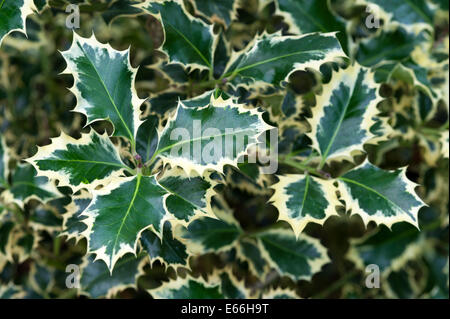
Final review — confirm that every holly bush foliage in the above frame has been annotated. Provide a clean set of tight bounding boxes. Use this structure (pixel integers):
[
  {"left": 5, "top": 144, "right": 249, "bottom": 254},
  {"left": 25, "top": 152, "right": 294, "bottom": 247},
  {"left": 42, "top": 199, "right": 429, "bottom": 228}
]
[{"left": 0, "top": 0, "right": 448, "bottom": 299}]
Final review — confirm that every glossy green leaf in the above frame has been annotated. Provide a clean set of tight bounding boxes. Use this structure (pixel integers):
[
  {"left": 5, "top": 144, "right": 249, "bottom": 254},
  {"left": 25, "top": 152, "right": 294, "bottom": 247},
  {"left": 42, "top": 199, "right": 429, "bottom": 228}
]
[
  {"left": 356, "top": 27, "right": 429, "bottom": 67},
  {"left": 82, "top": 174, "right": 168, "bottom": 271},
  {"left": 178, "top": 216, "right": 241, "bottom": 254},
  {"left": 276, "top": 0, "right": 349, "bottom": 53},
  {"left": 80, "top": 254, "right": 144, "bottom": 298},
  {"left": 224, "top": 32, "right": 346, "bottom": 88},
  {"left": 0, "top": 0, "right": 35, "bottom": 46},
  {"left": 257, "top": 228, "right": 329, "bottom": 280},
  {"left": 2, "top": 164, "right": 61, "bottom": 209},
  {"left": 338, "top": 160, "right": 425, "bottom": 227},
  {"left": 308, "top": 64, "right": 381, "bottom": 164},
  {"left": 192, "top": 0, "right": 237, "bottom": 26},
  {"left": 153, "top": 95, "right": 272, "bottom": 175},
  {"left": 61, "top": 32, "right": 144, "bottom": 143},
  {"left": 140, "top": 221, "right": 188, "bottom": 267},
  {"left": 270, "top": 174, "right": 339, "bottom": 237},
  {"left": 141, "top": 0, "right": 216, "bottom": 70},
  {"left": 27, "top": 130, "right": 129, "bottom": 192},
  {"left": 363, "top": 0, "right": 435, "bottom": 31},
  {"left": 158, "top": 167, "right": 215, "bottom": 223}
]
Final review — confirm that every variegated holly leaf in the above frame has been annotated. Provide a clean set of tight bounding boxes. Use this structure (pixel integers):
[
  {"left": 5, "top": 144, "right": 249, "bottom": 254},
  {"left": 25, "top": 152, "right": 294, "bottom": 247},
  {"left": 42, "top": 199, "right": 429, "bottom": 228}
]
[
  {"left": 0, "top": 135, "right": 9, "bottom": 188},
  {"left": 192, "top": 0, "right": 237, "bottom": 26},
  {"left": 348, "top": 222, "right": 423, "bottom": 273},
  {"left": 136, "top": 115, "right": 159, "bottom": 163},
  {"left": 308, "top": 64, "right": 381, "bottom": 164},
  {"left": 177, "top": 216, "right": 241, "bottom": 254},
  {"left": 257, "top": 228, "right": 329, "bottom": 280},
  {"left": 0, "top": 0, "right": 35, "bottom": 46},
  {"left": 81, "top": 175, "right": 168, "bottom": 271},
  {"left": 224, "top": 32, "right": 346, "bottom": 88},
  {"left": 275, "top": 0, "right": 349, "bottom": 53},
  {"left": 80, "top": 253, "right": 144, "bottom": 298},
  {"left": 356, "top": 28, "right": 430, "bottom": 67},
  {"left": 140, "top": 221, "right": 188, "bottom": 267},
  {"left": 337, "top": 160, "right": 425, "bottom": 227},
  {"left": 374, "top": 60, "right": 437, "bottom": 100},
  {"left": 150, "top": 276, "right": 224, "bottom": 299},
  {"left": 158, "top": 167, "right": 216, "bottom": 223},
  {"left": 27, "top": 130, "right": 129, "bottom": 192},
  {"left": 363, "top": 0, "right": 435, "bottom": 32},
  {"left": 61, "top": 189, "right": 91, "bottom": 243},
  {"left": 270, "top": 174, "right": 339, "bottom": 237},
  {"left": 140, "top": 0, "right": 216, "bottom": 70},
  {"left": 236, "top": 239, "right": 269, "bottom": 276},
  {"left": 1, "top": 164, "right": 61, "bottom": 209},
  {"left": 61, "top": 32, "right": 144, "bottom": 143},
  {"left": 153, "top": 96, "right": 273, "bottom": 175},
  {"left": 29, "top": 207, "right": 62, "bottom": 233}
]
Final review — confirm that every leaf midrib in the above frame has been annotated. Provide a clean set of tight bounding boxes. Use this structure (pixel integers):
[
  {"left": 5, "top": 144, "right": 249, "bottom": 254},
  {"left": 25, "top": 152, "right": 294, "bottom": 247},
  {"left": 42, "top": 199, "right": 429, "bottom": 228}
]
[
  {"left": 297, "top": 174, "right": 310, "bottom": 218},
  {"left": 155, "top": 128, "right": 258, "bottom": 158},
  {"left": 76, "top": 42, "right": 135, "bottom": 143},
  {"left": 226, "top": 49, "right": 328, "bottom": 77},
  {"left": 0, "top": 0, "right": 6, "bottom": 10},
  {"left": 338, "top": 176, "right": 410, "bottom": 216},
  {"left": 320, "top": 84, "right": 353, "bottom": 164},
  {"left": 112, "top": 174, "right": 141, "bottom": 258},
  {"left": 165, "top": 22, "right": 211, "bottom": 68},
  {"left": 261, "top": 236, "right": 312, "bottom": 261}
]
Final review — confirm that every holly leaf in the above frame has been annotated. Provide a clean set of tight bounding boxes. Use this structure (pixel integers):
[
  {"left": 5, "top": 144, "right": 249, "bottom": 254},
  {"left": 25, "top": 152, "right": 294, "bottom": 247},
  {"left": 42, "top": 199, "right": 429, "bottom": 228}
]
[
  {"left": 270, "top": 174, "right": 339, "bottom": 237},
  {"left": 337, "top": 160, "right": 425, "bottom": 227},
  {"left": 1, "top": 164, "right": 61, "bottom": 209},
  {"left": 136, "top": 115, "right": 159, "bottom": 163},
  {"left": 356, "top": 27, "right": 430, "bottom": 67},
  {"left": 236, "top": 239, "right": 270, "bottom": 276},
  {"left": 158, "top": 167, "right": 216, "bottom": 223},
  {"left": 257, "top": 228, "right": 329, "bottom": 281},
  {"left": 81, "top": 175, "right": 169, "bottom": 271},
  {"left": 275, "top": 0, "right": 349, "bottom": 53},
  {"left": 29, "top": 207, "right": 63, "bottom": 233},
  {"left": 61, "top": 32, "right": 144, "bottom": 143},
  {"left": 61, "top": 189, "right": 92, "bottom": 243},
  {"left": 177, "top": 216, "right": 241, "bottom": 254},
  {"left": 308, "top": 64, "right": 381, "bottom": 164},
  {"left": 140, "top": 221, "right": 188, "bottom": 268},
  {"left": 153, "top": 96, "right": 273, "bottom": 175},
  {"left": 0, "top": 0, "right": 35, "bottom": 46},
  {"left": 150, "top": 276, "right": 224, "bottom": 299},
  {"left": 140, "top": 0, "right": 217, "bottom": 70},
  {"left": 27, "top": 130, "right": 129, "bottom": 192},
  {"left": 363, "top": 0, "right": 435, "bottom": 32},
  {"left": 80, "top": 253, "right": 144, "bottom": 298},
  {"left": 348, "top": 222, "right": 424, "bottom": 273},
  {"left": 191, "top": 0, "right": 238, "bottom": 27},
  {"left": 224, "top": 32, "right": 346, "bottom": 88}
]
